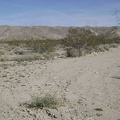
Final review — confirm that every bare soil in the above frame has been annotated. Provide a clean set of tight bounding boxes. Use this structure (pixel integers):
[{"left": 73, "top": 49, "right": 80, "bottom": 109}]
[{"left": 0, "top": 47, "right": 120, "bottom": 120}]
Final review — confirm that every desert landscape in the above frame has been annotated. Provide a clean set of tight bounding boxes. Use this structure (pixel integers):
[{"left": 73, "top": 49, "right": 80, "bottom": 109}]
[
  {"left": 0, "top": 26, "right": 120, "bottom": 120},
  {"left": 1, "top": 0, "right": 120, "bottom": 119}
]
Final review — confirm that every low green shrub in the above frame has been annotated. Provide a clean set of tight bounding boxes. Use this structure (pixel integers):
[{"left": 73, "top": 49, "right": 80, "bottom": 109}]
[
  {"left": 67, "top": 48, "right": 80, "bottom": 57},
  {"left": 28, "top": 94, "right": 62, "bottom": 109},
  {"left": 62, "top": 28, "right": 120, "bottom": 57},
  {"left": 0, "top": 39, "right": 62, "bottom": 54}
]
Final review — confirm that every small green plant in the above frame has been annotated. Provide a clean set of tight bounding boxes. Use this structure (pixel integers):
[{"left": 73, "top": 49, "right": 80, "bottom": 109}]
[
  {"left": 94, "top": 108, "right": 103, "bottom": 111},
  {"left": 28, "top": 94, "right": 62, "bottom": 109}
]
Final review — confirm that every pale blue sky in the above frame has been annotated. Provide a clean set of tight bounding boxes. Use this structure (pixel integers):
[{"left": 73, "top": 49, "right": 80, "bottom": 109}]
[{"left": 0, "top": 0, "right": 120, "bottom": 26}]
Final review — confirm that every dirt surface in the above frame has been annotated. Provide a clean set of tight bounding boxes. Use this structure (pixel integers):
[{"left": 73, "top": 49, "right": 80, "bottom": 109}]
[{"left": 0, "top": 47, "right": 120, "bottom": 120}]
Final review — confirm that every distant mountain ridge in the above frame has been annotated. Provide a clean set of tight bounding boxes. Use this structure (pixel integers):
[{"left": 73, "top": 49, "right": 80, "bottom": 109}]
[{"left": 0, "top": 26, "right": 120, "bottom": 40}]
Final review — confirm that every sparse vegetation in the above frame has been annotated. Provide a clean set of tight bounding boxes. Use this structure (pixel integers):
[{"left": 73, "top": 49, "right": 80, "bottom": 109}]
[
  {"left": 62, "top": 27, "right": 120, "bottom": 57},
  {"left": 94, "top": 108, "right": 103, "bottom": 111},
  {"left": 27, "top": 94, "right": 62, "bottom": 109},
  {"left": 0, "top": 39, "right": 62, "bottom": 54},
  {"left": 0, "top": 39, "right": 63, "bottom": 61},
  {"left": 63, "top": 28, "right": 93, "bottom": 56},
  {"left": 0, "top": 27, "right": 120, "bottom": 61},
  {"left": 66, "top": 48, "right": 80, "bottom": 57}
]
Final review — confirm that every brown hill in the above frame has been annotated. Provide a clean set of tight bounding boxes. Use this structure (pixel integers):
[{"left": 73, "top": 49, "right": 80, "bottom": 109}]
[{"left": 0, "top": 26, "right": 120, "bottom": 40}]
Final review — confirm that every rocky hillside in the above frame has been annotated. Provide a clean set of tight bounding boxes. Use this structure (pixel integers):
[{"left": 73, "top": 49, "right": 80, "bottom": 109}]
[
  {"left": 0, "top": 26, "right": 69, "bottom": 40},
  {"left": 0, "top": 26, "right": 120, "bottom": 40}
]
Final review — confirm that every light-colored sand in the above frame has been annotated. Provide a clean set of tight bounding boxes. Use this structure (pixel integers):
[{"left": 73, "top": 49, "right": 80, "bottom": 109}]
[{"left": 0, "top": 47, "right": 120, "bottom": 120}]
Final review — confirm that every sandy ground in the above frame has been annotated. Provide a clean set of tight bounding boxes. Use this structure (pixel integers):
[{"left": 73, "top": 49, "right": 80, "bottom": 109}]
[{"left": 0, "top": 47, "right": 120, "bottom": 120}]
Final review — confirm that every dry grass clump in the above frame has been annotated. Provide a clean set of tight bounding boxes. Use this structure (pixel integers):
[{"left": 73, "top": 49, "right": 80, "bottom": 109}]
[{"left": 27, "top": 94, "right": 62, "bottom": 109}]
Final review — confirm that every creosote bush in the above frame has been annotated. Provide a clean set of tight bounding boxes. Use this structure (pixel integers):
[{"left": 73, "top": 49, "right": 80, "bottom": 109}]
[
  {"left": 67, "top": 48, "right": 80, "bottom": 57},
  {"left": 0, "top": 28, "right": 120, "bottom": 59},
  {"left": 62, "top": 27, "right": 120, "bottom": 57},
  {"left": 0, "top": 39, "right": 62, "bottom": 54},
  {"left": 0, "top": 39, "right": 63, "bottom": 61},
  {"left": 28, "top": 94, "right": 62, "bottom": 109}
]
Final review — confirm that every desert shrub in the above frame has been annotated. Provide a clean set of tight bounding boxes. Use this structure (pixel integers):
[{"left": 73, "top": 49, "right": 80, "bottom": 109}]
[
  {"left": 0, "top": 39, "right": 62, "bottom": 54},
  {"left": 0, "top": 39, "right": 64, "bottom": 61},
  {"left": 67, "top": 48, "right": 80, "bottom": 57},
  {"left": 63, "top": 28, "right": 93, "bottom": 55},
  {"left": 97, "top": 44, "right": 119, "bottom": 52},
  {"left": 62, "top": 27, "right": 120, "bottom": 57},
  {"left": 63, "top": 28, "right": 99, "bottom": 56},
  {"left": 0, "top": 29, "right": 120, "bottom": 60},
  {"left": 42, "top": 52, "right": 56, "bottom": 60},
  {"left": 103, "top": 44, "right": 110, "bottom": 51},
  {"left": 109, "top": 43, "right": 119, "bottom": 48},
  {"left": 97, "top": 45, "right": 106, "bottom": 52},
  {"left": 27, "top": 94, "right": 62, "bottom": 109}
]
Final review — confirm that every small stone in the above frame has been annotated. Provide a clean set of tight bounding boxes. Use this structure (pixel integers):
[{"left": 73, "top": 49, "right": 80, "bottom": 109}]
[
  {"left": 96, "top": 113, "right": 102, "bottom": 117},
  {"left": 86, "top": 117, "right": 94, "bottom": 120},
  {"left": 46, "top": 109, "right": 58, "bottom": 118}
]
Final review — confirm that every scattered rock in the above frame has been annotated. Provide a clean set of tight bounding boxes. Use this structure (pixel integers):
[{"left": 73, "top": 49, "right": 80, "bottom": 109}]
[
  {"left": 96, "top": 113, "right": 102, "bottom": 117},
  {"left": 46, "top": 109, "right": 58, "bottom": 118},
  {"left": 86, "top": 117, "right": 94, "bottom": 120}
]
